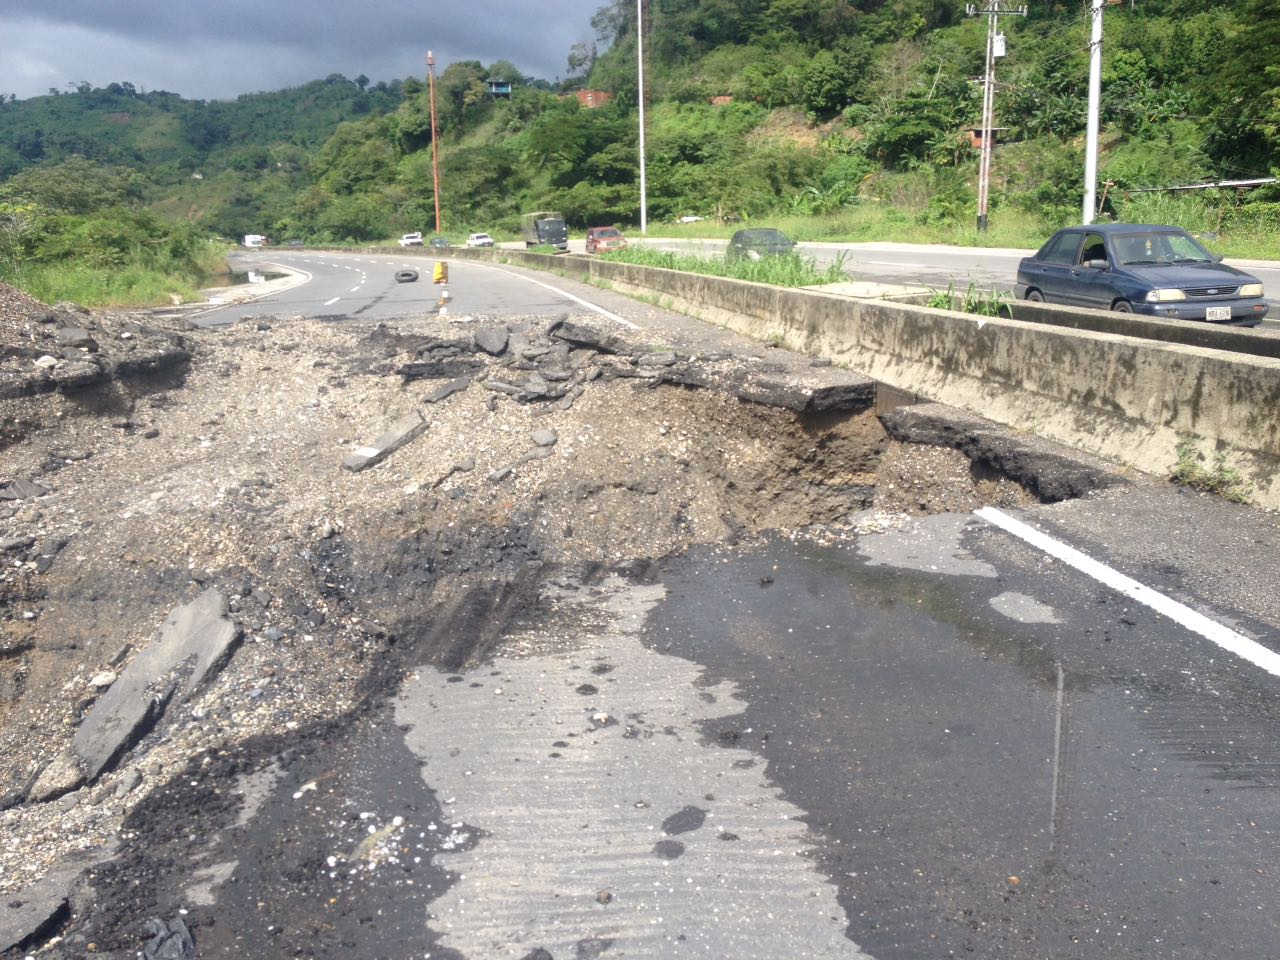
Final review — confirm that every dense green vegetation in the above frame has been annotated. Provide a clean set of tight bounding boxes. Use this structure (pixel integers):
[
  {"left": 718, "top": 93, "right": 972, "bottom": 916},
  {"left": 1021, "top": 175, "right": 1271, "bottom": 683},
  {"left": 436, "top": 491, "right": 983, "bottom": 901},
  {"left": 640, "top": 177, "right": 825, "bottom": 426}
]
[
  {"left": 1, "top": 0, "right": 1278, "bottom": 304},
  {"left": 0, "top": 156, "right": 223, "bottom": 305}
]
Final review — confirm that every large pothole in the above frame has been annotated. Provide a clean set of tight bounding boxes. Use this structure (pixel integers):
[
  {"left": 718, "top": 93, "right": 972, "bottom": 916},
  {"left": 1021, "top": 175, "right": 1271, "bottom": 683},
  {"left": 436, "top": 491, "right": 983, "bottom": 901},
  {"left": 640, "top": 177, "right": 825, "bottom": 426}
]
[{"left": 0, "top": 310, "right": 1127, "bottom": 957}]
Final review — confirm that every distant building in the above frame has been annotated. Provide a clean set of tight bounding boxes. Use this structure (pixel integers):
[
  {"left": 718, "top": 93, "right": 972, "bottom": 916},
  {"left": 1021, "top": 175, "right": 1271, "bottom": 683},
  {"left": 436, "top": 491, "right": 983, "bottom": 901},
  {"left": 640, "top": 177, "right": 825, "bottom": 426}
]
[
  {"left": 966, "top": 126, "right": 1010, "bottom": 149},
  {"left": 572, "top": 89, "right": 613, "bottom": 108},
  {"left": 487, "top": 80, "right": 512, "bottom": 98}
]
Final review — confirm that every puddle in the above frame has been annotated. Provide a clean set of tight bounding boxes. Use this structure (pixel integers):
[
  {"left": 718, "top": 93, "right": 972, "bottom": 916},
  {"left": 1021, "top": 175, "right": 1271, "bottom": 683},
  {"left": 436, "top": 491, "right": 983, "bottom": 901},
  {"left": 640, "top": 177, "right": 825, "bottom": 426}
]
[{"left": 224, "top": 270, "right": 286, "bottom": 286}]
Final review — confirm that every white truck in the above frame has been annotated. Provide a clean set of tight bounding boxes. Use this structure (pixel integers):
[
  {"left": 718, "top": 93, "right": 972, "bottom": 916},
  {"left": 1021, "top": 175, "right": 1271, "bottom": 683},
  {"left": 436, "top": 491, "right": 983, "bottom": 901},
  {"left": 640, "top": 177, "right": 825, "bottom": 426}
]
[
  {"left": 398, "top": 232, "right": 424, "bottom": 247},
  {"left": 243, "top": 234, "right": 266, "bottom": 247}
]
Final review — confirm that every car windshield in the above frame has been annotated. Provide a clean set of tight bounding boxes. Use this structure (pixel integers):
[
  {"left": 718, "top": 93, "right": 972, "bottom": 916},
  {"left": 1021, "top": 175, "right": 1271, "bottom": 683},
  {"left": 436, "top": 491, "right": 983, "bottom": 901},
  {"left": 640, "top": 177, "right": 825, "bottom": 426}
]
[
  {"left": 1113, "top": 231, "right": 1213, "bottom": 266},
  {"left": 594, "top": 228, "right": 621, "bottom": 238},
  {"left": 736, "top": 229, "right": 790, "bottom": 244}
]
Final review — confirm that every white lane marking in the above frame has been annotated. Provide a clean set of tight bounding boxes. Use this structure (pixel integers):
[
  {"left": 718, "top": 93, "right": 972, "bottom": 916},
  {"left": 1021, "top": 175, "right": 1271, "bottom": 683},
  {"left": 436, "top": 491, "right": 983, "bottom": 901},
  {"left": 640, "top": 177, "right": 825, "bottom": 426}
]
[
  {"left": 485, "top": 264, "right": 639, "bottom": 329},
  {"left": 350, "top": 285, "right": 361, "bottom": 292},
  {"left": 976, "top": 507, "right": 1280, "bottom": 678},
  {"left": 324, "top": 297, "right": 340, "bottom": 306}
]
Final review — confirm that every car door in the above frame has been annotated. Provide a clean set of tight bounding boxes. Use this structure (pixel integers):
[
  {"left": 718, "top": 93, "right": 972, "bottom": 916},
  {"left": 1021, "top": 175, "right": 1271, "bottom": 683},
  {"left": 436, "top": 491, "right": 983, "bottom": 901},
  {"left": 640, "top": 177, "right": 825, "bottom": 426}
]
[
  {"left": 1070, "top": 232, "right": 1120, "bottom": 309},
  {"left": 1026, "top": 230, "right": 1082, "bottom": 303}
]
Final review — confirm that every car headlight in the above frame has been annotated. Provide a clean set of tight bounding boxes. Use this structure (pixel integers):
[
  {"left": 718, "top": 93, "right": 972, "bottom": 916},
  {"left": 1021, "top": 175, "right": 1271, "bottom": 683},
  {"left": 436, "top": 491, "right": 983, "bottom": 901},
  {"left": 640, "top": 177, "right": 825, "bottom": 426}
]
[
  {"left": 1145, "top": 288, "right": 1186, "bottom": 302},
  {"left": 1240, "top": 282, "right": 1264, "bottom": 297}
]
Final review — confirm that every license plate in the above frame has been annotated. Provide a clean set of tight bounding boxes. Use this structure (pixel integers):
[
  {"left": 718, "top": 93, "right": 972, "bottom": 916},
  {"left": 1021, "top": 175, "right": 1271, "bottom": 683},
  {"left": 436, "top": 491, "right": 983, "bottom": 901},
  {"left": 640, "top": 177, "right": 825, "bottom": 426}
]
[{"left": 1206, "top": 306, "right": 1231, "bottom": 321}]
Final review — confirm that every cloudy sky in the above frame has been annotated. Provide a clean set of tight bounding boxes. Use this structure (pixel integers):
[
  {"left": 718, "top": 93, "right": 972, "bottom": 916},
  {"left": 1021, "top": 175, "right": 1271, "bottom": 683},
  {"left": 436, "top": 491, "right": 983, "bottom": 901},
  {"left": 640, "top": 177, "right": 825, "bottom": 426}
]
[{"left": 0, "top": 1, "right": 604, "bottom": 101}]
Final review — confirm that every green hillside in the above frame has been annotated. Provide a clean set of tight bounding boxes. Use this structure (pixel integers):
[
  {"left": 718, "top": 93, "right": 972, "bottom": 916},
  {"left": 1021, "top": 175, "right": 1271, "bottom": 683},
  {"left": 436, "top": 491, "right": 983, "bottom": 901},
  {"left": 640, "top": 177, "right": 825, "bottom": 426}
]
[{"left": 1, "top": 0, "right": 1278, "bottom": 304}]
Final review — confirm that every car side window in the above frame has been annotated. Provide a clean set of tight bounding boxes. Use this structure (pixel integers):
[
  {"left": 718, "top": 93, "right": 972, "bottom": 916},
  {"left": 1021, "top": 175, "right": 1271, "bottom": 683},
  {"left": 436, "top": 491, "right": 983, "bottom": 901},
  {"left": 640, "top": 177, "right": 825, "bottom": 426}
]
[
  {"left": 1039, "top": 232, "right": 1079, "bottom": 265},
  {"left": 1079, "top": 234, "right": 1107, "bottom": 264}
]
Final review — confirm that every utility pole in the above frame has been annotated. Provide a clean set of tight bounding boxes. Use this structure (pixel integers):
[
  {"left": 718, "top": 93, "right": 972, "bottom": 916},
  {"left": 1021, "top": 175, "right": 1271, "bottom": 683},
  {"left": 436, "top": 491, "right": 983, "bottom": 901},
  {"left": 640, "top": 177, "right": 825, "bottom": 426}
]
[
  {"left": 426, "top": 50, "right": 442, "bottom": 234},
  {"left": 967, "top": 2, "right": 1026, "bottom": 232},
  {"left": 1081, "top": 0, "right": 1105, "bottom": 224},
  {"left": 636, "top": 0, "right": 648, "bottom": 235}
]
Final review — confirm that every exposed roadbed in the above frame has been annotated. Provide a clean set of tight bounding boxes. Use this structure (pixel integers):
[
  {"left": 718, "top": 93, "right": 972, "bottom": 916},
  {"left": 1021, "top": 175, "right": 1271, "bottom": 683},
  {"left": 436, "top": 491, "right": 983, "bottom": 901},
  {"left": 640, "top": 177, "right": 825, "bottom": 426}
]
[{"left": 0, "top": 274, "right": 1268, "bottom": 957}]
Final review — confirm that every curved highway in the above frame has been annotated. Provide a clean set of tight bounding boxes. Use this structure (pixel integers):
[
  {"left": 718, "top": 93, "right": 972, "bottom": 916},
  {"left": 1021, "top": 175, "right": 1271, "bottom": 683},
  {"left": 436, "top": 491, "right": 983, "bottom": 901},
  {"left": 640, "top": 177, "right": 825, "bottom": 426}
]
[{"left": 196, "top": 250, "right": 625, "bottom": 328}]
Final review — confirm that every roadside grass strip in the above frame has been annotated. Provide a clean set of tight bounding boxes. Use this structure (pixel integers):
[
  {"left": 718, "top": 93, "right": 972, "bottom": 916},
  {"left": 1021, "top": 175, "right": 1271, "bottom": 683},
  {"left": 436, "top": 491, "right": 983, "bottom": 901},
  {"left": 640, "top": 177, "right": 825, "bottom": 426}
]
[{"left": 977, "top": 507, "right": 1280, "bottom": 678}]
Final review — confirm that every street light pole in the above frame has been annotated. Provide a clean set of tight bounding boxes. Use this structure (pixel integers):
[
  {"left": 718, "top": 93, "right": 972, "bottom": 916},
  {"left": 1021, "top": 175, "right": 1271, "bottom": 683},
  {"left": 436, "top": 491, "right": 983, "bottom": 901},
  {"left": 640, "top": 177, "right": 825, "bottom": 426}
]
[
  {"left": 636, "top": 0, "right": 648, "bottom": 235},
  {"left": 1081, "top": 0, "right": 1105, "bottom": 224},
  {"left": 427, "top": 50, "right": 443, "bottom": 234}
]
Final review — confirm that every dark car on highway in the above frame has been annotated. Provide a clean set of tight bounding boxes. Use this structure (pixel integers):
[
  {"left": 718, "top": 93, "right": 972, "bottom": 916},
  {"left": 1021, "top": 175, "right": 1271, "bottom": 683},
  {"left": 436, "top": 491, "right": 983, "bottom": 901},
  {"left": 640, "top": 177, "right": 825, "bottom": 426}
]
[
  {"left": 1016, "top": 224, "right": 1267, "bottom": 326},
  {"left": 727, "top": 228, "right": 795, "bottom": 261},
  {"left": 428, "top": 236, "right": 450, "bottom": 248}
]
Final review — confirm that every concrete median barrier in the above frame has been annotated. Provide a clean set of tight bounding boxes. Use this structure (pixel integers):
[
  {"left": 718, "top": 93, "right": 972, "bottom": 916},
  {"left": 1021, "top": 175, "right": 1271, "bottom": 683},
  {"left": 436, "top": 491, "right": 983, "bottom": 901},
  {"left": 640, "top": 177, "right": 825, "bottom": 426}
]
[{"left": 363, "top": 244, "right": 1280, "bottom": 507}]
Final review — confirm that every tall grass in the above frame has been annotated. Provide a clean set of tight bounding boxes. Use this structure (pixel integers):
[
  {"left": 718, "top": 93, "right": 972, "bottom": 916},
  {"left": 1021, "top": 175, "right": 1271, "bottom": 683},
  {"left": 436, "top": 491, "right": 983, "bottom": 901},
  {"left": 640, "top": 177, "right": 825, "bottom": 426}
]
[
  {"left": 3, "top": 241, "right": 226, "bottom": 308},
  {"left": 599, "top": 247, "right": 850, "bottom": 286},
  {"left": 9, "top": 263, "right": 206, "bottom": 308}
]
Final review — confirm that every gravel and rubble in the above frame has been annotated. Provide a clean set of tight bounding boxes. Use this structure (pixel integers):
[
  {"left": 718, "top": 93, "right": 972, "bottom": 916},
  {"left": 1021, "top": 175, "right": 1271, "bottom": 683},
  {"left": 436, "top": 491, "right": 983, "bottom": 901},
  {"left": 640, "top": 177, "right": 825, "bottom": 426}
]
[{"left": 0, "top": 278, "right": 1125, "bottom": 957}]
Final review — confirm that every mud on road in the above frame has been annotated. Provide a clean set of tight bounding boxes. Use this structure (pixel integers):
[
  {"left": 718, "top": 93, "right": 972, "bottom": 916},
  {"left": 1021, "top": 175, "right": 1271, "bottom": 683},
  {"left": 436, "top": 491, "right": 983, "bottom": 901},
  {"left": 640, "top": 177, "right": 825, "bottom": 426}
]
[{"left": 0, "top": 281, "right": 1118, "bottom": 957}]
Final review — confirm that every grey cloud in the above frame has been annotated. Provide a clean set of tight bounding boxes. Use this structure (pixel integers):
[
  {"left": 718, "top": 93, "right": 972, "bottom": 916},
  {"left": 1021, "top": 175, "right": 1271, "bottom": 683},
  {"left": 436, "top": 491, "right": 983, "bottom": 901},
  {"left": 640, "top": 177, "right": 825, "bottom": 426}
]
[{"left": 0, "top": 1, "right": 599, "bottom": 100}]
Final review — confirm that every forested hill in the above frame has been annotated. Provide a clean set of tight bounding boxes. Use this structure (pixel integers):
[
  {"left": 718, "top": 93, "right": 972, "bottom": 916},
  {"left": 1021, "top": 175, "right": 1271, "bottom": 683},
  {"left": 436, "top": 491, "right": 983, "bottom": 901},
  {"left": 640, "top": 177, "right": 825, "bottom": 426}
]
[{"left": 0, "top": 0, "right": 1277, "bottom": 259}]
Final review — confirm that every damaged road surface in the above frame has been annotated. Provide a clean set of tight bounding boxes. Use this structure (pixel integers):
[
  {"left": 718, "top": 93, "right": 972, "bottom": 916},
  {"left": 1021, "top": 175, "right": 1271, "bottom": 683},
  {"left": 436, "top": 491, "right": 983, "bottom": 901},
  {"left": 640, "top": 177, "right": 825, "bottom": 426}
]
[{"left": 2, "top": 269, "right": 1279, "bottom": 960}]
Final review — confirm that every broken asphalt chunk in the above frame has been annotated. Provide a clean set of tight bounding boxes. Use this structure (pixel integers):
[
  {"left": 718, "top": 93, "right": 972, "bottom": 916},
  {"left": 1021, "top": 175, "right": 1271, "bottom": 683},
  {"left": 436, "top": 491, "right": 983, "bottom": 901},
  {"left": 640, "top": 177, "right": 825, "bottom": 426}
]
[
  {"left": 0, "top": 865, "right": 82, "bottom": 954},
  {"left": 473, "top": 326, "right": 510, "bottom": 356},
  {"left": 423, "top": 375, "right": 471, "bottom": 404},
  {"left": 398, "top": 358, "right": 482, "bottom": 381},
  {"left": 342, "top": 410, "right": 427, "bottom": 472},
  {"left": 67, "top": 588, "right": 242, "bottom": 789},
  {"left": 548, "top": 317, "right": 629, "bottom": 355},
  {"left": 0, "top": 478, "right": 51, "bottom": 500},
  {"left": 141, "top": 916, "right": 196, "bottom": 960}
]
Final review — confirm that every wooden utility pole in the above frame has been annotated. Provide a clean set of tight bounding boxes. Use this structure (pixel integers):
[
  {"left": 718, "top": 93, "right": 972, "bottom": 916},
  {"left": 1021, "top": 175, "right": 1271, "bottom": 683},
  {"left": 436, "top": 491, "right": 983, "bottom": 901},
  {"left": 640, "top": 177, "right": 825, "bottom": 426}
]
[
  {"left": 967, "top": 2, "right": 1026, "bottom": 232},
  {"left": 427, "top": 50, "right": 442, "bottom": 234}
]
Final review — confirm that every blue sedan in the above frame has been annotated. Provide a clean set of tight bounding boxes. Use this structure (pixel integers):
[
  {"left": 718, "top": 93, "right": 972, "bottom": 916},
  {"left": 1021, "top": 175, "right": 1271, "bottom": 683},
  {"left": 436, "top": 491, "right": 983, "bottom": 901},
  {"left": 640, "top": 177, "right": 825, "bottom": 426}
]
[{"left": 1016, "top": 224, "right": 1267, "bottom": 327}]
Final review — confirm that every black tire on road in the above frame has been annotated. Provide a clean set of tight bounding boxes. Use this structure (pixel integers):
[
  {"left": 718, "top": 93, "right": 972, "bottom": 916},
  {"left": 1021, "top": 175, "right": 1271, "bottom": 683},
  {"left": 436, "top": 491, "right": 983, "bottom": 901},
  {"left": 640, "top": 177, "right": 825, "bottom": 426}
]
[
  {"left": 395, "top": 270, "right": 419, "bottom": 283},
  {"left": 1112, "top": 299, "right": 1133, "bottom": 312},
  {"left": 1026, "top": 289, "right": 1044, "bottom": 302}
]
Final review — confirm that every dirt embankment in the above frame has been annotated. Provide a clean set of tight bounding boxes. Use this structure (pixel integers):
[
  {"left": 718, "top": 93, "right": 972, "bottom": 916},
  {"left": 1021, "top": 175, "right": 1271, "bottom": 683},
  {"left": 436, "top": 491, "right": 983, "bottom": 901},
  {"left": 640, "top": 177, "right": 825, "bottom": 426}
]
[{"left": 0, "top": 280, "right": 1058, "bottom": 956}]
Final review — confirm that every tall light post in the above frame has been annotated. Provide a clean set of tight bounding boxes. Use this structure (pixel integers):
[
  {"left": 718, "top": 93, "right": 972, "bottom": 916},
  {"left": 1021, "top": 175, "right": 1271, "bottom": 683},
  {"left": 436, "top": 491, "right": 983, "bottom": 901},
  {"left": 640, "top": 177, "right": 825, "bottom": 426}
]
[
  {"left": 636, "top": 0, "right": 648, "bottom": 235},
  {"left": 427, "top": 50, "right": 443, "bottom": 234},
  {"left": 637, "top": 0, "right": 650, "bottom": 235},
  {"left": 1081, "top": 0, "right": 1105, "bottom": 224}
]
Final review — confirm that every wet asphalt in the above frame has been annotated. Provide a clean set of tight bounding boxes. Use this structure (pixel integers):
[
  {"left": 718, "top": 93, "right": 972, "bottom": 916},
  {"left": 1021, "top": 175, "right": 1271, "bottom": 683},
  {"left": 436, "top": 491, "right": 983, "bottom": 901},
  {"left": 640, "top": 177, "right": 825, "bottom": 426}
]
[
  {"left": 643, "top": 528, "right": 1280, "bottom": 958},
  {"left": 138, "top": 515, "right": 1280, "bottom": 959}
]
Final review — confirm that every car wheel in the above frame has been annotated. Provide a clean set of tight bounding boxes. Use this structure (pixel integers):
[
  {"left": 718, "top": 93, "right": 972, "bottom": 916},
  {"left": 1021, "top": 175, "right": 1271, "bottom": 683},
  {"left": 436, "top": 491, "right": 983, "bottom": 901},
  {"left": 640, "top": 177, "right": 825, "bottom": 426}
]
[
  {"left": 395, "top": 270, "right": 419, "bottom": 283},
  {"left": 1111, "top": 299, "right": 1133, "bottom": 312},
  {"left": 1025, "top": 289, "right": 1044, "bottom": 302}
]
